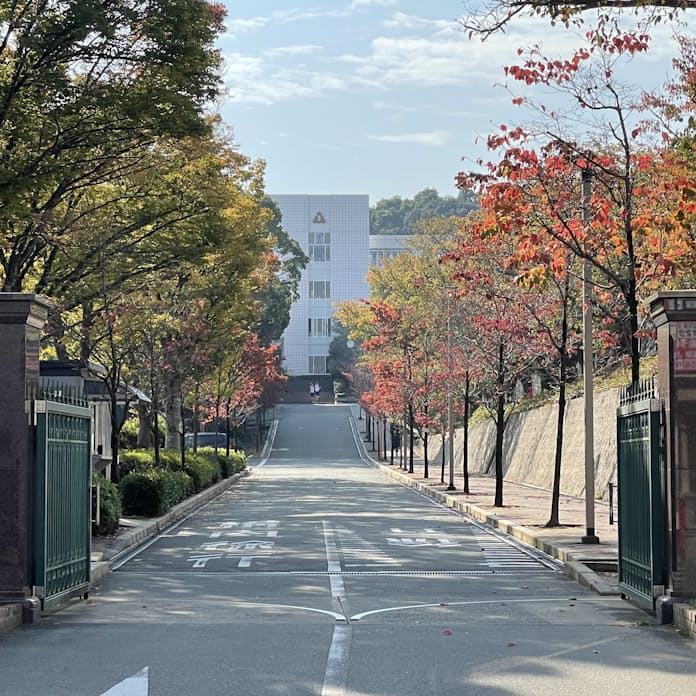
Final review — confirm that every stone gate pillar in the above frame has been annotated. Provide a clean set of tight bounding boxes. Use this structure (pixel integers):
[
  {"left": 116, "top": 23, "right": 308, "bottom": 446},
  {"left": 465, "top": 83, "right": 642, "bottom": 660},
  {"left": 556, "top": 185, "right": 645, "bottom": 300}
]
[
  {"left": 649, "top": 290, "right": 696, "bottom": 598},
  {"left": 0, "top": 294, "right": 52, "bottom": 602}
]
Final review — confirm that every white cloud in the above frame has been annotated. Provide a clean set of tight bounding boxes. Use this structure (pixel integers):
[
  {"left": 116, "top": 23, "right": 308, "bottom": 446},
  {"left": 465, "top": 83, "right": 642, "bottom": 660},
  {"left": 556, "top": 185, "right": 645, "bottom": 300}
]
[
  {"left": 373, "top": 100, "right": 417, "bottom": 113},
  {"left": 368, "top": 130, "right": 451, "bottom": 146},
  {"left": 223, "top": 52, "right": 348, "bottom": 105},
  {"left": 268, "top": 45, "right": 325, "bottom": 57},
  {"left": 350, "top": 0, "right": 397, "bottom": 8},
  {"left": 224, "top": 8, "right": 351, "bottom": 37},
  {"left": 383, "top": 12, "right": 455, "bottom": 32}
]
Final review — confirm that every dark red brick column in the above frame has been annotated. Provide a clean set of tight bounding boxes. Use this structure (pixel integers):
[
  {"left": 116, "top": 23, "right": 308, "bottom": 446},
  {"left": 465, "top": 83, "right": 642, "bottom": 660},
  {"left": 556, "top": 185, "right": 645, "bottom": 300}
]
[
  {"left": 0, "top": 294, "right": 52, "bottom": 601},
  {"left": 650, "top": 290, "right": 696, "bottom": 598}
]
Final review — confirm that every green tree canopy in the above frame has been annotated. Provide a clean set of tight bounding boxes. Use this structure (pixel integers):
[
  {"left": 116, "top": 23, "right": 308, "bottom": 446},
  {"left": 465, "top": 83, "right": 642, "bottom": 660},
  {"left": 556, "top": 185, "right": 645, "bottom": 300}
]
[
  {"left": 370, "top": 188, "right": 477, "bottom": 236},
  {"left": 0, "top": 0, "right": 224, "bottom": 291}
]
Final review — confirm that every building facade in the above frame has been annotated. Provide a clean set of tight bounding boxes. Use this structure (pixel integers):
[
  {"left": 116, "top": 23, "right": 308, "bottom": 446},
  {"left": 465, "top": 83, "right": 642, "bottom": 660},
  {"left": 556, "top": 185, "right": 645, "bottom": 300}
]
[
  {"left": 271, "top": 194, "right": 370, "bottom": 376},
  {"left": 369, "top": 234, "right": 413, "bottom": 267}
]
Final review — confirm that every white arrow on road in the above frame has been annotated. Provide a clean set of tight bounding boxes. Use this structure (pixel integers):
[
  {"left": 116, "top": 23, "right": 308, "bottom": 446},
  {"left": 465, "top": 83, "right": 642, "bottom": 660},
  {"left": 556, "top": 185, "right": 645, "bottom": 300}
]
[{"left": 100, "top": 667, "right": 149, "bottom": 695}]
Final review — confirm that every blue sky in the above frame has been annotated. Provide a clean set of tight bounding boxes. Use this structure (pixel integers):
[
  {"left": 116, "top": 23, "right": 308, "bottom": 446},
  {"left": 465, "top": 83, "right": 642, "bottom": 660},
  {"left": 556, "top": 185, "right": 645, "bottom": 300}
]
[{"left": 218, "top": 2, "right": 686, "bottom": 203}]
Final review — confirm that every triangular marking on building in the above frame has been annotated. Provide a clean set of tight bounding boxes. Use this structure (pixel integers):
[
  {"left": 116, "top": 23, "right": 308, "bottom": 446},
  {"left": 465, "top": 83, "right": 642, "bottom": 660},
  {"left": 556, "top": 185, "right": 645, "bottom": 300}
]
[{"left": 312, "top": 212, "right": 326, "bottom": 224}]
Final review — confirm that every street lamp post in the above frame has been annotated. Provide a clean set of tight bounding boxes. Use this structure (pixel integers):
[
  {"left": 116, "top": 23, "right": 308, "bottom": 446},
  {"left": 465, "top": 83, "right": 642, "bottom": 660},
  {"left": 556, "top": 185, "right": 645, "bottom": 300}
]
[
  {"left": 581, "top": 168, "right": 599, "bottom": 544},
  {"left": 446, "top": 287, "right": 456, "bottom": 491}
]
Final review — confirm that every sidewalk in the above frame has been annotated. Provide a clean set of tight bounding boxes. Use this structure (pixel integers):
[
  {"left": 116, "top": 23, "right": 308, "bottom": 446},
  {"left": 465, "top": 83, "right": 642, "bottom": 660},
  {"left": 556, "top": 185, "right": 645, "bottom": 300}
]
[{"left": 352, "top": 407, "right": 619, "bottom": 597}]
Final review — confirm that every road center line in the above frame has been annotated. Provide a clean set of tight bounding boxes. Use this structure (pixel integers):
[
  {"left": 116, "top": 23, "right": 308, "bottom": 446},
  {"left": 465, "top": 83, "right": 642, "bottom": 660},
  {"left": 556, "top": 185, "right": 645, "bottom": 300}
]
[
  {"left": 321, "top": 625, "right": 352, "bottom": 696},
  {"left": 322, "top": 521, "right": 345, "bottom": 599}
]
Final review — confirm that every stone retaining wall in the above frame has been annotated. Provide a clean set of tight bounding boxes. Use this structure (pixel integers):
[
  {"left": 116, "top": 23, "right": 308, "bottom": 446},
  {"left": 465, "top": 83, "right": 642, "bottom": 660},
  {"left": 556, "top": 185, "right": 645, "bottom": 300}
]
[{"left": 418, "top": 388, "right": 620, "bottom": 499}]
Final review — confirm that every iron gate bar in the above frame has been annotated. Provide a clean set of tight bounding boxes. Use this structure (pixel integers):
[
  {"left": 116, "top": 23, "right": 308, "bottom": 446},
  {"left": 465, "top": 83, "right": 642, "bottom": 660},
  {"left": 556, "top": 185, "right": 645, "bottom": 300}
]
[
  {"left": 34, "top": 393, "right": 91, "bottom": 611},
  {"left": 616, "top": 377, "right": 664, "bottom": 611}
]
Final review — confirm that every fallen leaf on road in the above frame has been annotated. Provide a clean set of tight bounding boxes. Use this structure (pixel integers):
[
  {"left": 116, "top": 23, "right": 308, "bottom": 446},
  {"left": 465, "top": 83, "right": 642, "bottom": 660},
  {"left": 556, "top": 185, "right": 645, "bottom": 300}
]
[
  {"left": 442, "top": 630, "right": 452, "bottom": 636},
  {"left": 506, "top": 642, "right": 516, "bottom": 647}
]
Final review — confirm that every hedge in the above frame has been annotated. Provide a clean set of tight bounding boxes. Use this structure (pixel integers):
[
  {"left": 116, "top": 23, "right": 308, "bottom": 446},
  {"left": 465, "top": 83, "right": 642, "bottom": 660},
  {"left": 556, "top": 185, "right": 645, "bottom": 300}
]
[
  {"left": 115, "top": 448, "right": 246, "bottom": 517},
  {"left": 92, "top": 475, "right": 122, "bottom": 536},
  {"left": 195, "top": 447, "right": 246, "bottom": 479},
  {"left": 120, "top": 469, "right": 192, "bottom": 517}
]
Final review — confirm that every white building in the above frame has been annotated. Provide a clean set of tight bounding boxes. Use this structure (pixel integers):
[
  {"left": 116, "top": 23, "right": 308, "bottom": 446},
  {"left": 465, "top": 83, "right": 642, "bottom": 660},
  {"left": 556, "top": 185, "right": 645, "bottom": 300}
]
[
  {"left": 369, "top": 234, "right": 413, "bottom": 267},
  {"left": 271, "top": 194, "right": 370, "bottom": 376}
]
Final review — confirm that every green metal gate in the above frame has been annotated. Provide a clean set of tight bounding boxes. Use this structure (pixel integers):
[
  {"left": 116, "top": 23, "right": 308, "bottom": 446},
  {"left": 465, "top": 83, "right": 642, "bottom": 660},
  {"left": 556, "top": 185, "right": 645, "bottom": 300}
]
[
  {"left": 616, "top": 377, "right": 664, "bottom": 610},
  {"left": 34, "top": 386, "right": 92, "bottom": 610}
]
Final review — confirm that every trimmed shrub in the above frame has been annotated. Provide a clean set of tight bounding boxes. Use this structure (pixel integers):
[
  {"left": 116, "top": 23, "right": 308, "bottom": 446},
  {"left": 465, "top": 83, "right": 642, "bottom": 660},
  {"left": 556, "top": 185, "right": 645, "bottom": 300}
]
[
  {"left": 181, "top": 450, "right": 219, "bottom": 492},
  {"left": 220, "top": 450, "right": 247, "bottom": 478},
  {"left": 119, "top": 449, "right": 155, "bottom": 477},
  {"left": 92, "top": 475, "right": 122, "bottom": 536},
  {"left": 192, "top": 448, "right": 247, "bottom": 479},
  {"left": 119, "top": 418, "right": 139, "bottom": 450},
  {"left": 120, "top": 468, "right": 192, "bottom": 517}
]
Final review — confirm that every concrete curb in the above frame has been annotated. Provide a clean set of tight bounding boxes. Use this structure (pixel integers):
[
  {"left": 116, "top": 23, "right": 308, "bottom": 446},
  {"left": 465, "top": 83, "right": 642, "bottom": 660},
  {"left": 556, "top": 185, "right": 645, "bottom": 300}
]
[
  {"left": 0, "top": 603, "right": 23, "bottom": 635},
  {"left": 673, "top": 603, "right": 696, "bottom": 640}
]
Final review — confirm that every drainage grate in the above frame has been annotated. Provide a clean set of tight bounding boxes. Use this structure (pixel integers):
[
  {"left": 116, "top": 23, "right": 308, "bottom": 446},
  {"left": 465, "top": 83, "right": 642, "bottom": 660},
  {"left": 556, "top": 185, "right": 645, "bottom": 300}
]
[{"left": 117, "top": 568, "right": 559, "bottom": 577}]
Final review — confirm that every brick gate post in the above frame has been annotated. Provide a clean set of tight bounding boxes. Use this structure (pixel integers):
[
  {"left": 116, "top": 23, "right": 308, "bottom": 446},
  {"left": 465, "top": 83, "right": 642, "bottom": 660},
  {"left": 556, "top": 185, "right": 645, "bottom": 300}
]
[
  {"left": 0, "top": 294, "right": 52, "bottom": 604},
  {"left": 650, "top": 290, "right": 696, "bottom": 599}
]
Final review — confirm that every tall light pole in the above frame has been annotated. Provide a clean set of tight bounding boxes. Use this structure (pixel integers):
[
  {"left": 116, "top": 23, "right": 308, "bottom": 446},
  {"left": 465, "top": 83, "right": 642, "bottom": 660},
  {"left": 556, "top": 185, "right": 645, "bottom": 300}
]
[
  {"left": 446, "top": 287, "right": 456, "bottom": 491},
  {"left": 581, "top": 168, "right": 599, "bottom": 544}
]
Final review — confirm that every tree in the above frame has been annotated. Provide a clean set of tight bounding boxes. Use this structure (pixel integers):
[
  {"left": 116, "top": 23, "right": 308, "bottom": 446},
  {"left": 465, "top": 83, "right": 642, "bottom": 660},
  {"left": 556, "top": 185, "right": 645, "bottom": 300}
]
[
  {"left": 370, "top": 188, "right": 477, "bottom": 236},
  {"left": 254, "top": 197, "right": 309, "bottom": 345},
  {"left": 459, "top": 30, "right": 694, "bottom": 383},
  {"left": 447, "top": 227, "right": 550, "bottom": 507},
  {"left": 0, "top": 0, "right": 225, "bottom": 292},
  {"left": 458, "top": 0, "right": 691, "bottom": 40}
]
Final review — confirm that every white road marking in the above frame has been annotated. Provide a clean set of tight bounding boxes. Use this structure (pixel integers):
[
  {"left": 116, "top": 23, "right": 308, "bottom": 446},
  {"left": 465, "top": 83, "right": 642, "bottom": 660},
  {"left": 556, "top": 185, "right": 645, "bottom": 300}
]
[
  {"left": 321, "top": 625, "right": 352, "bottom": 696},
  {"left": 350, "top": 596, "right": 619, "bottom": 621},
  {"left": 335, "top": 527, "right": 400, "bottom": 567},
  {"left": 99, "top": 667, "right": 148, "bottom": 696},
  {"left": 187, "top": 555, "right": 223, "bottom": 568},
  {"left": 385, "top": 537, "right": 432, "bottom": 547},
  {"left": 322, "top": 521, "right": 345, "bottom": 599}
]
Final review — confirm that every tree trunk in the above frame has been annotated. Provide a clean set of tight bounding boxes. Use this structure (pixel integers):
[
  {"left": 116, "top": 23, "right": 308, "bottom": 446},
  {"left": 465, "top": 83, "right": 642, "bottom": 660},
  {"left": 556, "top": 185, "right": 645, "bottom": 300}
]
[
  {"left": 164, "top": 372, "right": 182, "bottom": 451},
  {"left": 494, "top": 391, "right": 505, "bottom": 507},
  {"left": 494, "top": 342, "right": 505, "bottom": 507},
  {"left": 441, "top": 427, "right": 446, "bottom": 484},
  {"left": 136, "top": 401, "right": 151, "bottom": 448},
  {"left": 547, "top": 377, "right": 567, "bottom": 527},
  {"left": 153, "top": 408, "right": 161, "bottom": 468},
  {"left": 225, "top": 399, "right": 231, "bottom": 457},
  {"left": 462, "top": 371, "right": 470, "bottom": 494},
  {"left": 408, "top": 403, "right": 414, "bottom": 473}
]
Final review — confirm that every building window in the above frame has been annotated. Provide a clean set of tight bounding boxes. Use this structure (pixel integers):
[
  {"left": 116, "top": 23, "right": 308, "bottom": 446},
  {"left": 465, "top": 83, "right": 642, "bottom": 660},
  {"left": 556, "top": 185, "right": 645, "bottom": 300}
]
[
  {"left": 308, "top": 318, "right": 332, "bottom": 336},
  {"left": 309, "top": 281, "right": 330, "bottom": 299},
  {"left": 309, "top": 232, "right": 331, "bottom": 263},
  {"left": 308, "top": 355, "right": 327, "bottom": 374},
  {"left": 370, "top": 249, "right": 401, "bottom": 266}
]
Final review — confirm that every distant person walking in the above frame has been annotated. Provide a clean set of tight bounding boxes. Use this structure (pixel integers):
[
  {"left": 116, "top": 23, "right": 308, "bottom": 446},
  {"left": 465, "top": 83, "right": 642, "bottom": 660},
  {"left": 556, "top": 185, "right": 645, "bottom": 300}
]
[
  {"left": 314, "top": 382, "right": 321, "bottom": 399},
  {"left": 309, "top": 382, "right": 315, "bottom": 401}
]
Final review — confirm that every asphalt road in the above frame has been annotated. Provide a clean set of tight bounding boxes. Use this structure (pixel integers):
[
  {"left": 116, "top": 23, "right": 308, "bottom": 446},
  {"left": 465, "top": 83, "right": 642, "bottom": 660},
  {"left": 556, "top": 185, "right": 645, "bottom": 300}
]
[{"left": 1, "top": 403, "right": 695, "bottom": 696}]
